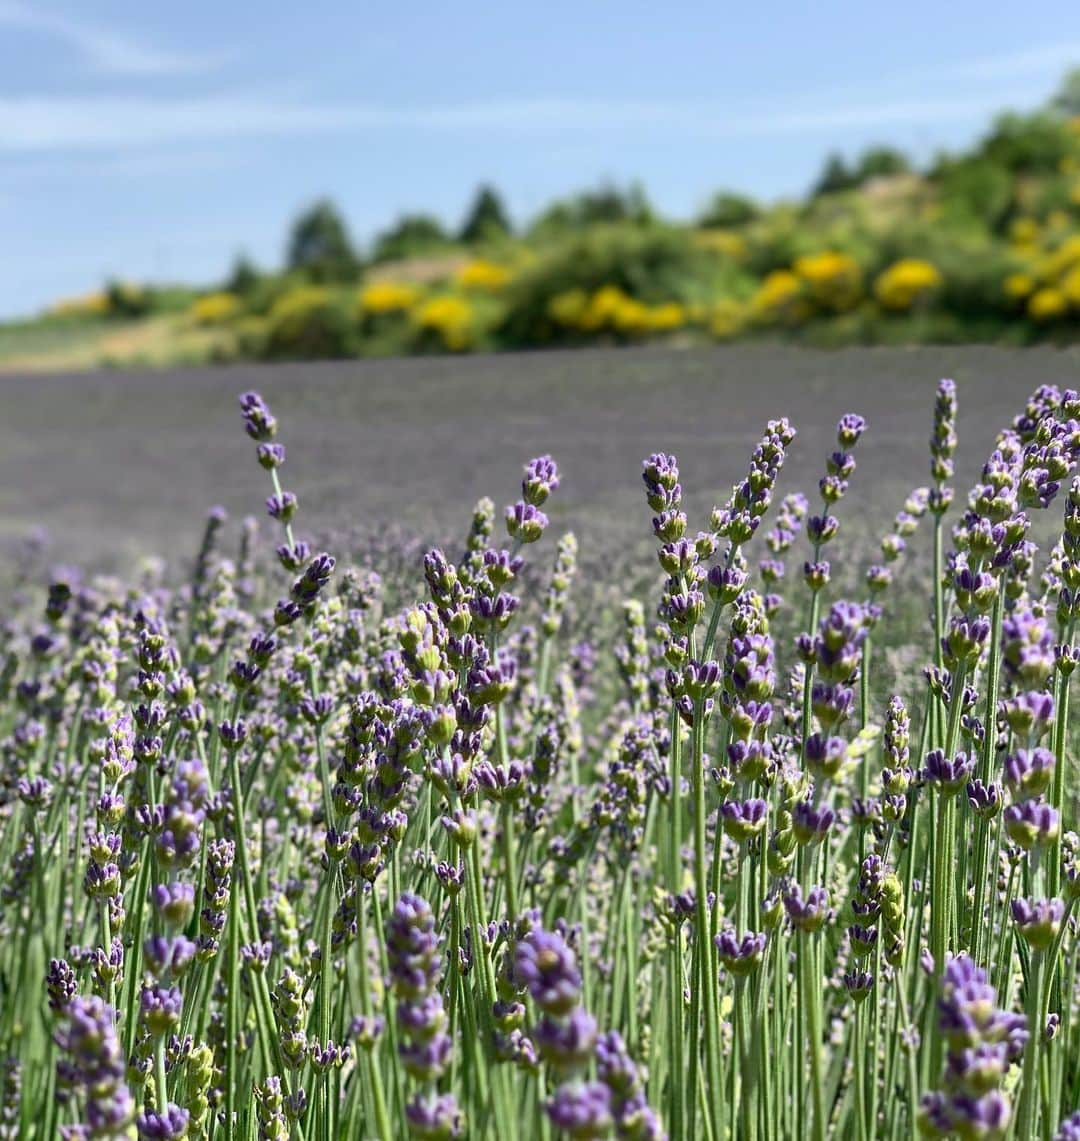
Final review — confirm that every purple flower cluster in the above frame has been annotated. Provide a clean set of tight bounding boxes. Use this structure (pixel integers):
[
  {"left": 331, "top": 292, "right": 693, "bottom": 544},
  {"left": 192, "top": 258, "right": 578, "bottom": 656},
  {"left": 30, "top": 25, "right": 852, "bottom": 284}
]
[
  {"left": 54, "top": 996, "right": 135, "bottom": 1139},
  {"left": 918, "top": 955, "right": 1027, "bottom": 1139},
  {"left": 386, "top": 894, "right": 461, "bottom": 1136}
]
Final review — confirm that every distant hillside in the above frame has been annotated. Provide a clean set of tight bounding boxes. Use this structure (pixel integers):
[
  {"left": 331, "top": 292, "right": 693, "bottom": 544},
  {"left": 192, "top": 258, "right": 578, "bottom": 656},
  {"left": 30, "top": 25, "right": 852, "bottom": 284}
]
[{"left": 5, "top": 72, "right": 1080, "bottom": 371}]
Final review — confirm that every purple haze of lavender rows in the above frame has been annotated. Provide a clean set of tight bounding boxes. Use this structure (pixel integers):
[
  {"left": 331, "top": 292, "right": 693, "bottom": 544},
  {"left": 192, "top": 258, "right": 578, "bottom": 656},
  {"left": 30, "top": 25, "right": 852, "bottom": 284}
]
[{"left": 3, "top": 373, "right": 1080, "bottom": 1140}]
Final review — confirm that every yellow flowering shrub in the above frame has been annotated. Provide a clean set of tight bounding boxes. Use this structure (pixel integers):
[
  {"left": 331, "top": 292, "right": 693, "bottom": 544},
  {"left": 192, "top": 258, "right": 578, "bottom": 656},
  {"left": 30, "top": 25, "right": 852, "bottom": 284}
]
[
  {"left": 360, "top": 281, "right": 420, "bottom": 315},
  {"left": 547, "top": 289, "right": 589, "bottom": 328},
  {"left": 413, "top": 296, "right": 475, "bottom": 351},
  {"left": 793, "top": 251, "right": 862, "bottom": 313},
  {"left": 694, "top": 230, "right": 748, "bottom": 262},
  {"left": 1035, "top": 236, "right": 1080, "bottom": 284},
  {"left": 1061, "top": 265, "right": 1080, "bottom": 310},
  {"left": 455, "top": 259, "right": 512, "bottom": 293},
  {"left": 645, "top": 302, "right": 687, "bottom": 333},
  {"left": 1004, "top": 273, "right": 1035, "bottom": 301},
  {"left": 751, "top": 270, "right": 807, "bottom": 325},
  {"left": 1027, "top": 287, "right": 1068, "bottom": 322},
  {"left": 873, "top": 259, "right": 943, "bottom": 312},
  {"left": 264, "top": 287, "right": 355, "bottom": 360},
  {"left": 47, "top": 291, "right": 109, "bottom": 319},
  {"left": 709, "top": 299, "right": 745, "bottom": 340},
  {"left": 1009, "top": 218, "right": 1040, "bottom": 246},
  {"left": 190, "top": 292, "right": 241, "bottom": 327}
]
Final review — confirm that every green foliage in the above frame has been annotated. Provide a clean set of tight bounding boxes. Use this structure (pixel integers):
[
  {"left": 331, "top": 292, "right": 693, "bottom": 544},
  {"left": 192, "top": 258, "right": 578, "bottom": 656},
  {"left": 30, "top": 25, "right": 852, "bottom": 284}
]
[
  {"left": 225, "top": 253, "right": 261, "bottom": 296},
  {"left": 1051, "top": 67, "right": 1080, "bottom": 117},
  {"left": 286, "top": 199, "right": 361, "bottom": 283},
  {"left": 698, "top": 191, "right": 760, "bottom": 228},
  {"left": 812, "top": 153, "right": 858, "bottom": 197},
  {"left": 104, "top": 279, "right": 151, "bottom": 318},
  {"left": 854, "top": 146, "right": 911, "bottom": 181},
  {"left": 458, "top": 184, "right": 513, "bottom": 243},
  {"left": 496, "top": 223, "right": 729, "bottom": 344},
  {"left": 979, "top": 111, "right": 1073, "bottom": 174},
  {"left": 933, "top": 156, "right": 1015, "bottom": 232},
  {"left": 529, "top": 183, "right": 654, "bottom": 237},
  {"left": 261, "top": 287, "right": 357, "bottom": 360},
  {"left": 372, "top": 214, "right": 452, "bottom": 262}
]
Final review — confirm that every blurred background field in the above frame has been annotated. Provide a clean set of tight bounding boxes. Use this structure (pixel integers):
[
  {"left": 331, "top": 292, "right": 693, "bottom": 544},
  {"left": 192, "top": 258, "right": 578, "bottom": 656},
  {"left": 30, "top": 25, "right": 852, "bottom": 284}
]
[
  {"left": 3, "top": 343, "right": 1076, "bottom": 570},
  {"left": 5, "top": 72, "right": 1080, "bottom": 370}
]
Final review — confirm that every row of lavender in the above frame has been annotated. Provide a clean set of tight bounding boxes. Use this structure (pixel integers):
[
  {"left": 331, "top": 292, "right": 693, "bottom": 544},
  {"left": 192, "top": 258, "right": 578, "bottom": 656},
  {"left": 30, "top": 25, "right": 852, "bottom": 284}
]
[{"left": 1, "top": 377, "right": 1080, "bottom": 1140}]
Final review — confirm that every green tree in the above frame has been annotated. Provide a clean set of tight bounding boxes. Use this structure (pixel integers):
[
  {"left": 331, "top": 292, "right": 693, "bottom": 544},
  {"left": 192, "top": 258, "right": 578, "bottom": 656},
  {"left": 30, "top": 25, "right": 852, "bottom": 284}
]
[
  {"left": 372, "top": 214, "right": 450, "bottom": 262},
  {"left": 225, "top": 253, "right": 260, "bottom": 296},
  {"left": 812, "top": 153, "right": 856, "bottom": 197},
  {"left": 980, "top": 112, "right": 1072, "bottom": 173},
  {"left": 698, "top": 191, "right": 759, "bottom": 228},
  {"left": 529, "top": 183, "right": 655, "bottom": 236},
  {"left": 1050, "top": 67, "right": 1080, "bottom": 117},
  {"left": 459, "top": 185, "right": 512, "bottom": 243},
  {"left": 286, "top": 199, "right": 360, "bottom": 282},
  {"left": 854, "top": 146, "right": 910, "bottom": 181}
]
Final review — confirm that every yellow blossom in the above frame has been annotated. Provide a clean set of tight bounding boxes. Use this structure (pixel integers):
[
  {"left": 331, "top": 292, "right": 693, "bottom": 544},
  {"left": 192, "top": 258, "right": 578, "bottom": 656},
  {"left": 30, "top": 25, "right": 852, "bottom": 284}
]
[
  {"left": 455, "top": 259, "right": 512, "bottom": 293},
  {"left": 190, "top": 292, "right": 241, "bottom": 326},
  {"left": 751, "top": 270, "right": 807, "bottom": 325},
  {"left": 413, "top": 295, "right": 475, "bottom": 351},
  {"left": 1004, "top": 273, "right": 1035, "bottom": 301},
  {"left": 709, "top": 299, "right": 745, "bottom": 340},
  {"left": 694, "top": 230, "right": 748, "bottom": 262},
  {"left": 1027, "top": 287, "right": 1068, "bottom": 323},
  {"left": 645, "top": 302, "right": 686, "bottom": 333},
  {"left": 360, "top": 281, "right": 420, "bottom": 315},
  {"left": 547, "top": 289, "right": 589, "bottom": 327},
  {"left": 793, "top": 251, "right": 862, "bottom": 312},
  {"left": 874, "top": 259, "right": 943, "bottom": 312}
]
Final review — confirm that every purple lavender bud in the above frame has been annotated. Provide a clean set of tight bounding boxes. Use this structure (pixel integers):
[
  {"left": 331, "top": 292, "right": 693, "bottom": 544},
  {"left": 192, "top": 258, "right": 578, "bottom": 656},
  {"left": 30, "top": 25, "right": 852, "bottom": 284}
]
[
  {"left": 514, "top": 929, "right": 582, "bottom": 1017},
  {"left": 719, "top": 798, "right": 768, "bottom": 842},
  {"left": 257, "top": 442, "right": 286, "bottom": 470},
  {"left": 136, "top": 1103, "right": 190, "bottom": 1139},
  {"left": 1001, "top": 604, "right": 1055, "bottom": 688},
  {"left": 276, "top": 540, "right": 311, "bottom": 571},
  {"left": 523, "top": 455, "right": 560, "bottom": 507},
  {"left": 1010, "top": 897, "right": 1064, "bottom": 951},
  {"left": 848, "top": 924, "right": 879, "bottom": 958},
  {"left": 715, "top": 929, "right": 767, "bottom": 976},
  {"left": 140, "top": 984, "right": 182, "bottom": 1037},
  {"left": 1004, "top": 799, "right": 1059, "bottom": 850},
  {"left": 948, "top": 1092, "right": 1011, "bottom": 1137},
  {"left": 536, "top": 1009, "right": 598, "bottom": 1074},
  {"left": 966, "top": 780, "right": 1002, "bottom": 820},
  {"left": 1000, "top": 690, "right": 1055, "bottom": 739},
  {"left": 505, "top": 501, "right": 548, "bottom": 543},
  {"left": 792, "top": 800, "right": 835, "bottom": 845},
  {"left": 784, "top": 884, "right": 829, "bottom": 934},
  {"left": 46, "top": 958, "right": 78, "bottom": 1014},
  {"left": 922, "top": 750, "right": 974, "bottom": 797},
  {"left": 239, "top": 391, "right": 278, "bottom": 442},
  {"left": 265, "top": 491, "right": 297, "bottom": 523},
  {"left": 143, "top": 935, "right": 196, "bottom": 979},
  {"left": 1057, "top": 1111, "right": 1080, "bottom": 1141},
  {"left": 151, "top": 883, "right": 195, "bottom": 929},
  {"left": 1003, "top": 747, "right": 1055, "bottom": 800},
  {"left": 546, "top": 1081, "right": 613, "bottom": 1139},
  {"left": 837, "top": 413, "right": 866, "bottom": 448},
  {"left": 404, "top": 1092, "right": 463, "bottom": 1140},
  {"left": 843, "top": 970, "right": 874, "bottom": 1003}
]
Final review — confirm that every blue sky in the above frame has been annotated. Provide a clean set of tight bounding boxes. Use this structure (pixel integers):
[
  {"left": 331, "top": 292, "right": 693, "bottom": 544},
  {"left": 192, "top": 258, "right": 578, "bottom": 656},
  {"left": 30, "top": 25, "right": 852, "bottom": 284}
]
[{"left": 1, "top": 0, "right": 1078, "bottom": 317}]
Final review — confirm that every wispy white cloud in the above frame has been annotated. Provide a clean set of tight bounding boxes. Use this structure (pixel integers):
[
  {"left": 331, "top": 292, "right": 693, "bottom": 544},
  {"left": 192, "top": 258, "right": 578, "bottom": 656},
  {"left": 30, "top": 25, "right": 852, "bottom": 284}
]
[
  {"left": 0, "top": 0, "right": 224, "bottom": 76},
  {"left": 0, "top": 83, "right": 1055, "bottom": 154},
  {"left": 939, "top": 42, "right": 1080, "bottom": 82}
]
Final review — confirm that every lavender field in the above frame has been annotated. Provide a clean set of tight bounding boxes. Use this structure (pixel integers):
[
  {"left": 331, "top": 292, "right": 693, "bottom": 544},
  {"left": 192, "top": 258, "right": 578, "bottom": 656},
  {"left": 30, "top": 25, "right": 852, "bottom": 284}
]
[{"left": 2, "top": 344, "right": 1080, "bottom": 1141}]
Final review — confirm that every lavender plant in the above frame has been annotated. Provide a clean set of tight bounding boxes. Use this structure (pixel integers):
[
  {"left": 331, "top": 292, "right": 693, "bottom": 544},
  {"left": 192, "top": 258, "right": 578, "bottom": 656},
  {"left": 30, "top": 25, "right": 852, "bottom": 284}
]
[{"left": 0, "top": 380, "right": 1078, "bottom": 1140}]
